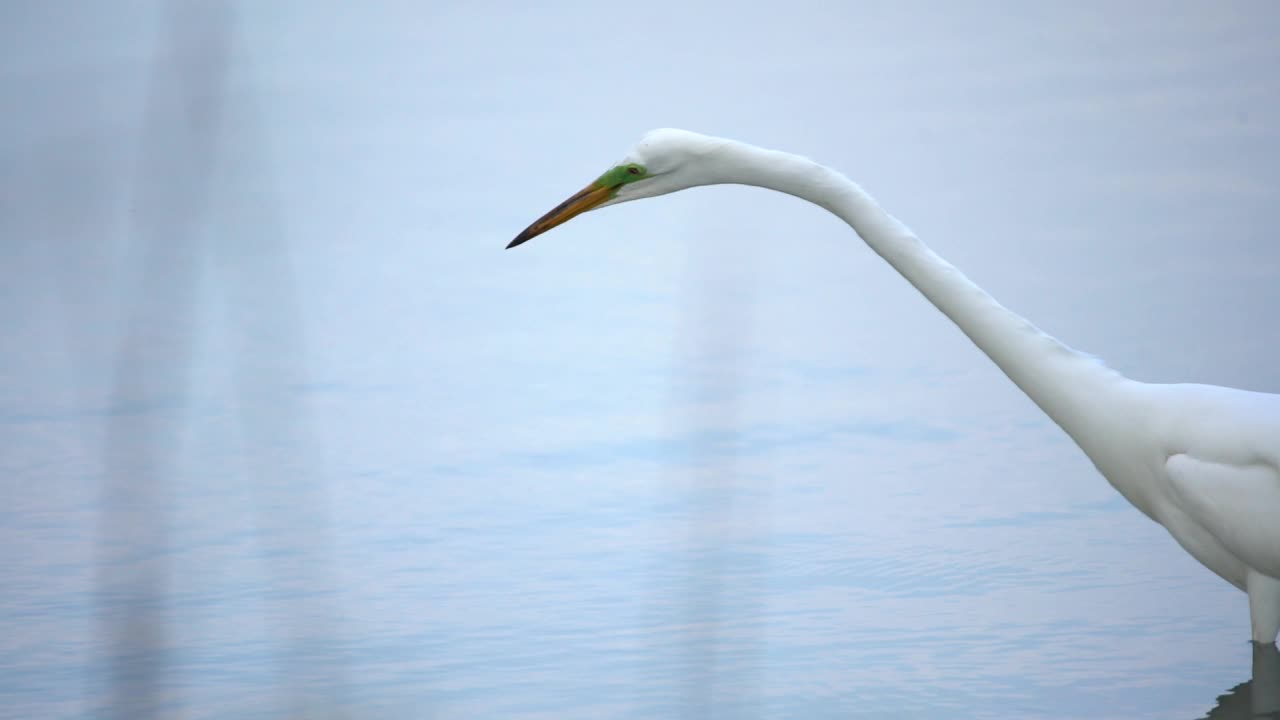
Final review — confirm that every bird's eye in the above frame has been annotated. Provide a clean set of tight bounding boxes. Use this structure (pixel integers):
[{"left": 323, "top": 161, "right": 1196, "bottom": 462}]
[{"left": 627, "top": 166, "right": 642, "bottom": 175}]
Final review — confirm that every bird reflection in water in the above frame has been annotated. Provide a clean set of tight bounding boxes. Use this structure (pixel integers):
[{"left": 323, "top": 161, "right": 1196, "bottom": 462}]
[{"left": 1202, "top": 644, "right": 1280, "bottom": 719}]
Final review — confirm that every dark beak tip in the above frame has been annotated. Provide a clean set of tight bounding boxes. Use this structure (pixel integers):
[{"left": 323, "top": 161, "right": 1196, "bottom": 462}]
[{"left": 506, "top": 181, "right": 605, "bottom": 250}]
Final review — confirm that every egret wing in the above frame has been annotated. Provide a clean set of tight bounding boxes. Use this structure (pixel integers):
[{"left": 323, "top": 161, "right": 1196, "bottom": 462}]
[{"left": 1165, "top": 453, "right": 1280, "bottom": 580}]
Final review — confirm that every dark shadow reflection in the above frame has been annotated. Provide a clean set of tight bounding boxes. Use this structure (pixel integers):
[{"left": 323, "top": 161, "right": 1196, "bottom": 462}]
[
  {"left": 93, "top": 4, "right": 230, "bottom": 717},
  {"left": 90, "top": 2, "right": 351, "bottom": 716},
  {"left": 1202, "top": 643, "right": 1280, "bottom": 719}
]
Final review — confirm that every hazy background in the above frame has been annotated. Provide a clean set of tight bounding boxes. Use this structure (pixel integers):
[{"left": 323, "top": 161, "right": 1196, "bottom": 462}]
[{"left": 2, "top": 1, "right": 1279, "bottom": 718}]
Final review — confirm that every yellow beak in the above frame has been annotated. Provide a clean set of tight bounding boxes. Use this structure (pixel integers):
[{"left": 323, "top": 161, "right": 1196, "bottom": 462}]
[{"left": 507, "top": 182, "right": 614, "bottom": 249}]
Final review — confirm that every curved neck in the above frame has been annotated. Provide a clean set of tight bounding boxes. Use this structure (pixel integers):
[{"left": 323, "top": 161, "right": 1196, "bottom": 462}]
[{"left": 707, "top": 141, "right": 1129, "bottom": 442}]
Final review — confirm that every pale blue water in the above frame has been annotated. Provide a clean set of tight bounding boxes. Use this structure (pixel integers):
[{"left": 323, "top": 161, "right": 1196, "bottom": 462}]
[
  {"left": 1, "top": 385, "right": 1271, "bottom": 719},
  {"left": 5, "top": 3, "right": 1279, "bottom": 718}
]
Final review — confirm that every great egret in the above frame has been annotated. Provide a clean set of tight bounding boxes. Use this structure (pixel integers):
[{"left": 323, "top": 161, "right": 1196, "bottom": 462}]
[{"left": 506, "top": 129, "right": 1280, "bottom": 644}]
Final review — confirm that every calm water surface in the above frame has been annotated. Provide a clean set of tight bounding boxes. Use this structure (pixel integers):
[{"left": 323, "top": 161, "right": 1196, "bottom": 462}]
[
  {"left": 2, "top": 384, "right": 1271, "bottom": 719},
  {"left": 5, "top": 3, "right": 1279, "bottom": 718}
]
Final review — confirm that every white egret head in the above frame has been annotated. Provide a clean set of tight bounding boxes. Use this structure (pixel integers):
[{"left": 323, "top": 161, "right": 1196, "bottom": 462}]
[{"left": 507, "top": 129, "right": 728, "bottom": 249}]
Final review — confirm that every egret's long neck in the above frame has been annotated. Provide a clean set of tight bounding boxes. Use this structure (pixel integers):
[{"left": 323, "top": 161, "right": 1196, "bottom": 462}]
[{"left": 711, "top": 142, "right": 1130, "bottom": 445}]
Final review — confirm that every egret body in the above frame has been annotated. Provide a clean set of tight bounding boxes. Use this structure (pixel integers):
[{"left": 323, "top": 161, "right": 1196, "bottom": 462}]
[{"left": 507, "top": 129, "right": 1280, "bottom": 644}]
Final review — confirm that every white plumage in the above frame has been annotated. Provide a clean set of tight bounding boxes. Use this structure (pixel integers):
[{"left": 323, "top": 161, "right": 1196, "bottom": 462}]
[{"left": 510, "top": 129, "right": 1280, "bottom": 644}]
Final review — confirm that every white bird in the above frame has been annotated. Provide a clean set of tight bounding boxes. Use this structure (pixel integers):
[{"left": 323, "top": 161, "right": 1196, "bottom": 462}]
[{"left": 507, "top": 129, "right": 1280, "bottom": 644}]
